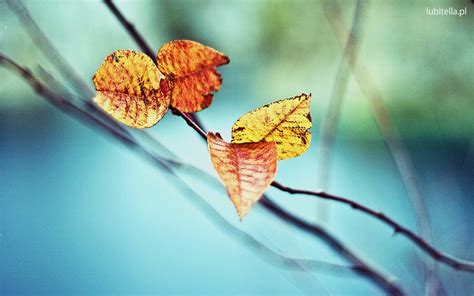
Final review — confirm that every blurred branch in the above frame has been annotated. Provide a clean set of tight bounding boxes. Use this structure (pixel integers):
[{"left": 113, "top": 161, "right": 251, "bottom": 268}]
[
  {"left": 4, "top": 1, "right": 406, "bottom": 292},
  {"left": 324, "top": 1, "right": 440, "bottom": 294},
  {"left": 0, "top": 56, "right": 136, "bottom": 147},
  {"left": 5, "top": 0, "right": 134, "bottom": 141},
  {"left": 5, "top": 1, "right": 472, "bottom": 293},
  {"left": 5, "top": 0, "right": 92, "bottom": 98},
  {"left": 0, "top": 53, "right": 363, "bottom": 292},
  {"left": 0, "top": 53, "right": 405, "bottom": 295},
  {"left": 316, "top": 0, "right": 365, "bottom": 223},
  {"left": 102, "top": 0, "right": 205, "bottom": 131},
  {"left": 99, "top": 0, "right": 474, "bottom": 274},
  {"left": 324, "top": 0, "right": 433, "bottom": 250}
]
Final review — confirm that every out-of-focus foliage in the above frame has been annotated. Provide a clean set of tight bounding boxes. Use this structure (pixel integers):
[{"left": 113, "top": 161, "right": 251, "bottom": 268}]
[{"left": 1, "top": 0, "right": 472, "bottom": 139}]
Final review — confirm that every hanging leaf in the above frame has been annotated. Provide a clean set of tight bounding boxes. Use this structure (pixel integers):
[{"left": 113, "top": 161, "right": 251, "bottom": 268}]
[
  {"left": 231, "top": 93, "right": 312, "bottom": 160},
  {"left": 157, "top": 40, "right": 229, "bottom": 113},
  {"left": 93, "top": 50, "right": 170, "bottom": 128},
  {"left": 207, "top": 132, "right": 277, "bottom": 219}
]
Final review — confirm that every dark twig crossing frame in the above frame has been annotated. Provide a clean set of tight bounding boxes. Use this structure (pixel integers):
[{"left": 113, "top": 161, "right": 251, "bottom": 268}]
[
  {"left": 323, "top": 1, "right": 441, "bottom": 293},
  {"left": 0, "top": 53, "right": 405, "bottom": 296},
  {"left": 102, "top": 0, "right": 474, "bottom": 274},
  {"left": 3, "top": 0, "right": 474, "bottom": 294},
  {"left": 0, "top": 53, "right": 354, "bottom": 289},
  {"left": 102, "top": 0, "right": 205, "bottom": 131}
]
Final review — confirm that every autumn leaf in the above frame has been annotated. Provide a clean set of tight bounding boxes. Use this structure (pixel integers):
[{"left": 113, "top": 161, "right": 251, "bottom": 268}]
[
  {"left": 157, "top": 40, "right": 229, "bottom": 113},
  {"left": 93, "top": 50, "right": 170, "bottom": 128},
  {"left": 207, "top": 132, "right": 277, "bottom": 218},
  {"left": 231, "top": 93, "right": 312, "bottom": 160}
]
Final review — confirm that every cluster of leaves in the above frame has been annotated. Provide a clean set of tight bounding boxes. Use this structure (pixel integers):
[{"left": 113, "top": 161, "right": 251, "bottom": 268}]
[
  {"left": 93, "top": 40, "right": 229, "bottom": 128},
  {"left": 92, "top": 40, "right": 312, "bottom": 218}
]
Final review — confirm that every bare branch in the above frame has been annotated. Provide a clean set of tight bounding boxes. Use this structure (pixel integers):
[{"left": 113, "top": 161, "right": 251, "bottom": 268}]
[
  {"left": 100, "top": 0, "right": 474, "bottom": 274},
  {"left": 102, "top": 0, "right": 205, "bottom": 130},
  {"left": 0, "top": 53, "right": 405, "bottom": 296},
  {"left": 0, "top": 54, "right": 136, "bottom": 147},
  {"left": 5, "top": 0, "right": 93, "bottom": 98},
  {"left": 317, "top": 0, "right": 365, "bottom": 193},
  {"left": 324, "top": 1, "right": 440, "bottom": 293},
  {"left": 6, "top": 1, "right": 471, "bottom": 289},
  {"left": 102, "top": 0, "right": 155, "bottom": 58},
  {"left": 271, "top": 181, "right": 474, "bottom": 272},
  {"left": 315, "top": 0, "right": 365, "bottom": 223},
  {"left": 5, "top": 0, "right": 135, "bottom": 142},
  {"left": 260, "top": 197, "right": 404, "bottom": 296}
]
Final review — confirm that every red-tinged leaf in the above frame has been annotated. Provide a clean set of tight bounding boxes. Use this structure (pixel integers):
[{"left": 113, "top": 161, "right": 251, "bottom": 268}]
[
  {"left": 157, "top": 40, "right": 229, "bottom": 113},
  {"left": 207, "top": 132, "right": 277, "bottom": 219},
  {"left": 93, "top": 50, "right": 170, "bottom": 128}
]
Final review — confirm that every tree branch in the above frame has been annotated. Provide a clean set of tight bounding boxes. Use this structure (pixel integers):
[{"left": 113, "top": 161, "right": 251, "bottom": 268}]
[
  {"left": 102, "top": 0, "right": 205, "bottom": 131},
  {"left": 259, "top": 197, "right": 404, "bottom": 295},
  {"left": 100, "top": 0, "right": 474, "bottom": 274},
  {"left": 4, "top": 2, "right": 409, "bottom": 291},
  {"left": 315, "top": 0, "right": 365, "bottom": 223},
  {"left": 0, "top": 53, "right": 405, "bottom": 295},
  {"left": 317, "top": 0, "right": 364, "bottom": 193},
  {"left": 271, "top": 181, "right": 474, "bottom": 272},
  {"left": 5, "top": 0, "right": 92, "bottom": 98},
  {"left": 323, "top": 2, "right": 440, "bottom": 293},
  {"left": 4, "top": 0, "right": 134, "bottom": 141}
]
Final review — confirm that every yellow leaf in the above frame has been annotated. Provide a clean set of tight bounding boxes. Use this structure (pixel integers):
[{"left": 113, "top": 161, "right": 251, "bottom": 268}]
[
  {"left": 157, "top": 40, "right": 229, "bottom": 113},
  {"left": 93, "top": 50, "right": 170, "bottom": 128},
  {"left": 207, "top": 132, "right": 277, "bottom": 219},
  {"left": 231, "top": 93, "right": 312, "bottom": 160}
]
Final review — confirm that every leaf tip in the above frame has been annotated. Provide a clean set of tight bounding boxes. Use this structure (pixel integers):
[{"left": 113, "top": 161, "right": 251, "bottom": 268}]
[{"left": 207, "top": 133, "right": 277, "bottom": 219}]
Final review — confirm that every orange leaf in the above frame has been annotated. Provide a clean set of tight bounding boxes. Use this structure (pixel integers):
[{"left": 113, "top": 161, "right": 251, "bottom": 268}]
[
  {"left": 93, "top": 50, "right": 170, "bottom": 128},
  {"left": 157, "top": 40, "right": 229, "bottom": 113},
  {"left": 207, "top": 132, "right": 277, "bottom": 219}
]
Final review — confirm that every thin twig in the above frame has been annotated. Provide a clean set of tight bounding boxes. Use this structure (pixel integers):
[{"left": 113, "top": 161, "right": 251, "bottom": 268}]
[
  {"left": 102, "top": 0, "right": 154, "bottom": 58},
  {"left": 271, "top": 181, "right": 474, "bottom": 272},
  {"left": 0, "top": 55, "right": 358, "bottom": 288},
  {"left": 0, "top": 55, "right": 136, "bottom": 147},
  {"left": 323, "top": 2, "right": 439, "bottom": 294},
  {"left": 103, "top": 1, "right": 208, "bottom": 139},
  {"left": 0, "top": 54, "right": 404, "bottom": 295},
  {"left": 0, "top": 3, "right": 400, "bottom": 292},
  {"left": 5, "top": 0, "right": 93, "bottom": 98},
  {"left": 102, "top": 0, "right": 205, "bottom": 130},
  {"left": 4, "top": 0, "right": 134, "bottom": 141},
  {"left": 259, "top": 197, "right": 404, "bottom": 296},
  {"left": 317, "top": 0, "right": 364, "bottom": 206},
  {"left": 315, "top": 0, "right": 365, "bottom": 223},
  {"left": 101, "top": 0, "right": 474, "bottom": 274}
]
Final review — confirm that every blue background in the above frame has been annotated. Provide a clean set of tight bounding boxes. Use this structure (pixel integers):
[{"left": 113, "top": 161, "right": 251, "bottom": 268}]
[{"left": 1, "top": 0, "right": 473, "bottom": 295}]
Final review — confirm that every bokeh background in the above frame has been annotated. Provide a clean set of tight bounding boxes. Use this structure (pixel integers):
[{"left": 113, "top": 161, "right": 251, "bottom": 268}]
[{"left": 1, "top": 0, "right": 473, "bottom": 295}]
